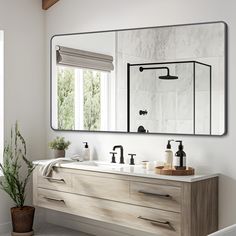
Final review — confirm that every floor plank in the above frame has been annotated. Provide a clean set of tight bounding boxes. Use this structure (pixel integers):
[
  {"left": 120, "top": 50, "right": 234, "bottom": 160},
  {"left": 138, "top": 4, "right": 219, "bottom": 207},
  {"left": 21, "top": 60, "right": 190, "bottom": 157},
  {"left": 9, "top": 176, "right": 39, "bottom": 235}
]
[{"left": 2, "top": 223, "right": 92, "bottom": 236}]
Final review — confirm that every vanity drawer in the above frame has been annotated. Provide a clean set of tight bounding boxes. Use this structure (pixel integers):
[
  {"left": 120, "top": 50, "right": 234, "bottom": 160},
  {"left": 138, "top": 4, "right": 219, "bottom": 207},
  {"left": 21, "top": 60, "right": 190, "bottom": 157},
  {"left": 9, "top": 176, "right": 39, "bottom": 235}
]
[
  {"left": 37, "top": 169, "right": 73, "bottom": 192},
  {"left": 72, "top": 173, "right": 129, "bottom": 202},
  {"left": 36, "top": 168, "right": 129, "bottom": 202},
  {"left": 36, "top": 188, "right": 181, "bottom": 236},
  {"left": 130, "top": 181, "right": 181, "bottom": 212}
]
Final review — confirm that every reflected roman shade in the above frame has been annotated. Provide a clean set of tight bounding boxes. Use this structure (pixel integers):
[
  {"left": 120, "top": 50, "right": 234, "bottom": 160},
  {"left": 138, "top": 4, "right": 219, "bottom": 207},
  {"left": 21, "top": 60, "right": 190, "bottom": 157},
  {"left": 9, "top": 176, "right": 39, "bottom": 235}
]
[{"left": 56, "top": 46, "right": 114, "bottom": 71}]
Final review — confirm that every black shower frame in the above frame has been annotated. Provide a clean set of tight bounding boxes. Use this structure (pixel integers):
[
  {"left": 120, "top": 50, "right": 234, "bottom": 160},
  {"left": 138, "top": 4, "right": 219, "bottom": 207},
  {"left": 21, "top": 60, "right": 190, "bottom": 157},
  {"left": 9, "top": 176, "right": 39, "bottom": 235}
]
[
  {"left": 50, "top": 21, "right": 228, "bottom": 136},
  {"left": 127, "top": 61, "right": 212, "bottom": 135}
]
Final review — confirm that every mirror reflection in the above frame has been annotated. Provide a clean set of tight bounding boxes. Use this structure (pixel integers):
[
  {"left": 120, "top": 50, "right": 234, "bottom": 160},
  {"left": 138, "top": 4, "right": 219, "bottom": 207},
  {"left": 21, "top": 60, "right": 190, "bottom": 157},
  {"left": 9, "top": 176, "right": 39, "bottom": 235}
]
[
  {"left": 128, "top": 61, "right": 211, "bottom": 135},
  {"left": 51, "top": 22, "right": 226, "bottom": 135}
]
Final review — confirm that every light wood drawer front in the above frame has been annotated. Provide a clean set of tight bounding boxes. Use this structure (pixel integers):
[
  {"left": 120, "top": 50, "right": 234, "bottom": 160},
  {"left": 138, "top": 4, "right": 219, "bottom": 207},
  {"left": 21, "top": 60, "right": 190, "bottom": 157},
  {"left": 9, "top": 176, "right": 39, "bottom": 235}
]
[
  {"left": 130, "top": 182, "right": 181, "bottom": 212},
  {"left": 37, "top": 169, "right": 129, "bottom": 202},
  {"left": 36, "top": 188, "right": 180, "bottom": 236},
  {"left": 37, "top": 170, "right": 72, "bottom": 192},
  {"left": 72, "top": 174, "right": 129, "bottom": 202}
]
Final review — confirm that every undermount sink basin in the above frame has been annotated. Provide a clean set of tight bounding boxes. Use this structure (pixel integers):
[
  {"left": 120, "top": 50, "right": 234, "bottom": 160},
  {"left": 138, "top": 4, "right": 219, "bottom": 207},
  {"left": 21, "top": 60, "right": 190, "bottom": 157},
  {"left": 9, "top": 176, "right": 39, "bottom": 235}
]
[
  {"left": 74, "top": 161, "right": 132, "bottom": 168},
  {"left": 75, "top": 161, "right": 100, "bottom": 166}
]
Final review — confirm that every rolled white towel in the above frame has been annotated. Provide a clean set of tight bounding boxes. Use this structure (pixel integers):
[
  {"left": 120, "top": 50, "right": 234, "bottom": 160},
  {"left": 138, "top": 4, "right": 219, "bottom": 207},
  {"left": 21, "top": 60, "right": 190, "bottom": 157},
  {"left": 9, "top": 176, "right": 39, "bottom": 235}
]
[{"left": 40, "top": 158, "right": 74, "bottom": 177}]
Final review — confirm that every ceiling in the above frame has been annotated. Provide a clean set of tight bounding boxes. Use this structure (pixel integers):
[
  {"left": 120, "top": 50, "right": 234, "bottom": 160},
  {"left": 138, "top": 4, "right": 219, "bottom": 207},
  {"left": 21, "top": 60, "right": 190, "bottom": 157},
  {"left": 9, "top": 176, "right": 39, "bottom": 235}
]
[{"left": 42, "top": 0, "right": 60, "bottom": 10}]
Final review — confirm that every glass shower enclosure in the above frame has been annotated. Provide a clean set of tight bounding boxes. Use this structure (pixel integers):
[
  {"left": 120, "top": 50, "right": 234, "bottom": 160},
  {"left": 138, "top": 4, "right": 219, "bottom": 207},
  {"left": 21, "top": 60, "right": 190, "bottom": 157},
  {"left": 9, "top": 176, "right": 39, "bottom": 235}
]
[{"left": 127, "top": 61, "right": 212, "bottom": 135}]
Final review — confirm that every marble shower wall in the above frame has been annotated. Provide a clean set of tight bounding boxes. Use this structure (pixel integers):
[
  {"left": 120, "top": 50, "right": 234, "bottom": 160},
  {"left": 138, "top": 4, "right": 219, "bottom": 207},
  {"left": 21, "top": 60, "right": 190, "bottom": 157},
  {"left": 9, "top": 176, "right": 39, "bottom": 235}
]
[
  {"left": 129, "top": 63, "right": 194, "bottom": 133},
  {"left": 116, "top": 23, "right": 225, "bottom": 135}
]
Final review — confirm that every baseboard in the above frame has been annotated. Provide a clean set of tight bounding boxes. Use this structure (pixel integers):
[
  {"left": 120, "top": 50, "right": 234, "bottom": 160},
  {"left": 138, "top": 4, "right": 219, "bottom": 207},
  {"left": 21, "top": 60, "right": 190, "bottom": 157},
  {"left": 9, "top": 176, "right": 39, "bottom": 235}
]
[
  {"left": 45, "top": 209, "right": 155, "bottom": 236},
  {"left": 0, "top": 221, "right": 11, "bottom": 234}
]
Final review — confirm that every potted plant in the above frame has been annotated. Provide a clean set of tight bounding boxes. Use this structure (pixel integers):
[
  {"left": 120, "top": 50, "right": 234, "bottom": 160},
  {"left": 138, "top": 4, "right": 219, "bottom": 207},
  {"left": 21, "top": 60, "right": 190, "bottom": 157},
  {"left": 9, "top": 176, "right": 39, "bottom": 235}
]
[
  {"left": 0, "top": 122, "right": 35, "bottom": 236},
  {"left": 48, "top": 136, "right": 71, "bottom": 158}
]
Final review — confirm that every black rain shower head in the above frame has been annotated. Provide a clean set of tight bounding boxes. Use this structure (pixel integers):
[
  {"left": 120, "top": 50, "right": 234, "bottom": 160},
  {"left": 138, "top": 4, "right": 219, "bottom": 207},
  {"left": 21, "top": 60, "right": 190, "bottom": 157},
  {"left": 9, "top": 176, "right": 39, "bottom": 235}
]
[{"left": 139, "top": 66, "right": 178, "bottom": 80}]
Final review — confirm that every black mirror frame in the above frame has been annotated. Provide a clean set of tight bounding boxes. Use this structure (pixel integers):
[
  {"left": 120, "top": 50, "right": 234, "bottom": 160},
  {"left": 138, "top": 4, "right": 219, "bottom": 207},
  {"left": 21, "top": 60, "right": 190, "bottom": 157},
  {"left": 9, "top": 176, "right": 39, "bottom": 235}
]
[{"left": 50, "top": 21, "right": 228, "bottom": 136}]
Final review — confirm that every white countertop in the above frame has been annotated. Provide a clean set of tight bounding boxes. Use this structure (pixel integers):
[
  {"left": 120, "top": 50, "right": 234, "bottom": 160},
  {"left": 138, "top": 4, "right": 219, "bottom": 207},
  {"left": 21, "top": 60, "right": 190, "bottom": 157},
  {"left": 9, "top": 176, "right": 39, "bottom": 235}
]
[{"left": 34, "top": 159, "right": 219, "bottom": 183}]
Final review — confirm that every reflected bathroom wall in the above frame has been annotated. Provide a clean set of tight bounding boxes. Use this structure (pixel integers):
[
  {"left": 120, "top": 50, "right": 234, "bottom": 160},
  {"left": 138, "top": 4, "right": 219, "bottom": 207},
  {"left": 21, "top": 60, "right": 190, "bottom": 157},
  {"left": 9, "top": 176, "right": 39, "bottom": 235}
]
[
  {"left": 51, "top": 32, "right": 121, "bottom": 131},
  {"left": 51, "top": 22, "right": 226, "bottom": 135},
  {"left": 116, "top": 23, "right": 225, "bottom": 135}
]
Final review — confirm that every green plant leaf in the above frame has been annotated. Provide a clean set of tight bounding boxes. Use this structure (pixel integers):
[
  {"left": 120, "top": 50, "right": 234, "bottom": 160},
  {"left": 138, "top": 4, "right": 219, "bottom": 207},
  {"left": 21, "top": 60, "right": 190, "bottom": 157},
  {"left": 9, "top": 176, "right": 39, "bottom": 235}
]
[{"left": 0, "top": 121, "right": 35, "bottom": 207}]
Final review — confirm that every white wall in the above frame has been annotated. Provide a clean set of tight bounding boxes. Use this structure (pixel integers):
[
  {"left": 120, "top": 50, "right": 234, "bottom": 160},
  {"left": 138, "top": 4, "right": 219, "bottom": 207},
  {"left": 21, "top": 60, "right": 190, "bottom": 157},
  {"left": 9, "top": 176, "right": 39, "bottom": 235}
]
[
  {"left": 45, "top": 0, "right": 236, "bottom": 230},
  {"left": 0, "top": 0, "right": 45, "bottom": 233}
]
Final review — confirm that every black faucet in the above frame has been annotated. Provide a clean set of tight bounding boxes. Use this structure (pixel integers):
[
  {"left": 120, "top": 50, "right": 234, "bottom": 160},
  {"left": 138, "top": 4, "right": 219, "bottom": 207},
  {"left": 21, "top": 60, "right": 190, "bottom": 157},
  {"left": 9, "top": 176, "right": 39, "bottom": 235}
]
[{"left": 113, "top": 145, "right": 125, "bottom": 164}]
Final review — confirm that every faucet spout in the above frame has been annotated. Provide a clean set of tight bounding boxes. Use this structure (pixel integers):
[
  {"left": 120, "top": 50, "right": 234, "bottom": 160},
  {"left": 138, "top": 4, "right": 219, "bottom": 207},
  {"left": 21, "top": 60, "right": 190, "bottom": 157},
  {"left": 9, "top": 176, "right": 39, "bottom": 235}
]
[{"left": 113, "top": 145, "right": 124, "bottom": 164}]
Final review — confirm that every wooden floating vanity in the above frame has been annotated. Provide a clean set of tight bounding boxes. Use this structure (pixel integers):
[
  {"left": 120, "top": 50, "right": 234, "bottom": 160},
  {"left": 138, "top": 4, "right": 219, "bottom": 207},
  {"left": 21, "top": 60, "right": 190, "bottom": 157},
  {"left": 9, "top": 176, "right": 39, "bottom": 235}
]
[{"left": 33, "top": 161, "right": 218, "bottom": 236}]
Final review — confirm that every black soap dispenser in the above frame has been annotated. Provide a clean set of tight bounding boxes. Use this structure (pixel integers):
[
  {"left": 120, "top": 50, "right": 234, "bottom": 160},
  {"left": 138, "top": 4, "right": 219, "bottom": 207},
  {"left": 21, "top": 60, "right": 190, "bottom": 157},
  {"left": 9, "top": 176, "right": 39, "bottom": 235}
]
[{"left": 174, "top": 140, "right": 186, "bottom": 170}]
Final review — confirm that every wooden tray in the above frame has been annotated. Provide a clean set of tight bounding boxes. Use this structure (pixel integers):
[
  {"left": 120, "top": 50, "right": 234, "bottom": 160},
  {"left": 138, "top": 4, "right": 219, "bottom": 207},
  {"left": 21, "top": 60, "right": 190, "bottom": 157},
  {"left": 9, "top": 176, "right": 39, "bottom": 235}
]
[{"left": 155, "top": 166, "right": 195, "bottom": 176}]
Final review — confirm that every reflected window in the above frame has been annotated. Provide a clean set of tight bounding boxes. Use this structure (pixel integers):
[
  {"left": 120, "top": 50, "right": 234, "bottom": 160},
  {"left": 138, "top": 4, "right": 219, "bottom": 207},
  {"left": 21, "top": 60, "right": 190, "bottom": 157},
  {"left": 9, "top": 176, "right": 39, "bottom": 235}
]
[{"left": 57, "top": 66, "right": 109, "bottom": 131}]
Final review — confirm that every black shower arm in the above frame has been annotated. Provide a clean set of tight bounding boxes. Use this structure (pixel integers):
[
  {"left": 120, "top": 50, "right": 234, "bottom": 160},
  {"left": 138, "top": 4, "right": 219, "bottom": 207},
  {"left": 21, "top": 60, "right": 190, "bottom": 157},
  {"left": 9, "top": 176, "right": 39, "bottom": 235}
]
[{"left": 139, "top": 66, "right": 170, "bottom": 75}]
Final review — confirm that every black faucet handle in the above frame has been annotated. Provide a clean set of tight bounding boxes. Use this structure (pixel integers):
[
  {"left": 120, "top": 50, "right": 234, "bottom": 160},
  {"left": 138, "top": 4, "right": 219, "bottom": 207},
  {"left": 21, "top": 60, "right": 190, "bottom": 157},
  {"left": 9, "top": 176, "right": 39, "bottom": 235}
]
[
  {"left": 128, "top": 153, "right": 136, "bottom": 165},
  {"left": 110, "top": 152, "right": 117, "bottom": 163}
]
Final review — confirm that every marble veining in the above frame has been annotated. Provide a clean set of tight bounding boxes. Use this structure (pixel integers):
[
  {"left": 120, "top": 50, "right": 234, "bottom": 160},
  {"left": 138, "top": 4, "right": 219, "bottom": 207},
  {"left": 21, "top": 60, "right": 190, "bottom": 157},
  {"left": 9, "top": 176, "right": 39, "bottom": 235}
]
[{"left": 116, "top": 23, "right": 225, "bottom": 135}]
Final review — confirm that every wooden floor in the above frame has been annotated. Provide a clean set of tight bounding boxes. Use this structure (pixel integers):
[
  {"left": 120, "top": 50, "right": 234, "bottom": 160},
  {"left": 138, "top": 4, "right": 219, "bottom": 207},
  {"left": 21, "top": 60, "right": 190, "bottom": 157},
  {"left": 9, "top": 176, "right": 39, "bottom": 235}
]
[{"left": 2, "top": 223, "right": 92, "bottom": 236}]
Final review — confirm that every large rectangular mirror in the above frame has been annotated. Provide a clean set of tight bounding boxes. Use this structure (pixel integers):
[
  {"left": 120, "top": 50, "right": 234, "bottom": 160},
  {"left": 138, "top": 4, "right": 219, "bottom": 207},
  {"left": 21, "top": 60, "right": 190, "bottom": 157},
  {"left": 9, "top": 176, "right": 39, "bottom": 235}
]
[{"left": 51, "top": 21, "right": 227, "bottom": 135}]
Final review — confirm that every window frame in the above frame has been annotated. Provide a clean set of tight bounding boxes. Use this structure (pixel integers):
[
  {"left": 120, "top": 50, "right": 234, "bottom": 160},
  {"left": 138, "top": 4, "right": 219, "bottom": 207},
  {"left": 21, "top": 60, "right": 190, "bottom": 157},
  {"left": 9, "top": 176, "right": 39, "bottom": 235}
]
[
  {"left": 56, "top": 65, "right": 111, "bottom": 131},
  {"left": 0, "top": 30, "right": 4, "bottom": 166}
]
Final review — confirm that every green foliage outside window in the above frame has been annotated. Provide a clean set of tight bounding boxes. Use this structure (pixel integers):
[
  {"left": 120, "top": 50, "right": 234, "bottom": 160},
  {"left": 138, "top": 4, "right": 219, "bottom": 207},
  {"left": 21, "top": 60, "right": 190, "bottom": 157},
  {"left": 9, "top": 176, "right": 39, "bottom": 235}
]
[
  {"left": 83, "top": 70, "right": 101, "bottom": 130},
  {"left": 57, "top": 67, "right": 75, "bottom": 129},
  {"left": 57, "top": 66, "right": 101, "bottom": 130}
]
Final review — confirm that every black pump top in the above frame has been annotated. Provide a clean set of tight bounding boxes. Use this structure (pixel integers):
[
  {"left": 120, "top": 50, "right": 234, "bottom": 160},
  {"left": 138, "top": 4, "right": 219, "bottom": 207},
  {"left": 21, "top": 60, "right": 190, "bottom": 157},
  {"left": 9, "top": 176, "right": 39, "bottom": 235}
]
[
  {"left": 175, "top": 140, "right": 183, "bottom": 150},
  {"left": 83, "top": 142, "right": 89, "bottom": 148},
  {"left": 167, "top": 139, "right": 174, "bottom": 149}
]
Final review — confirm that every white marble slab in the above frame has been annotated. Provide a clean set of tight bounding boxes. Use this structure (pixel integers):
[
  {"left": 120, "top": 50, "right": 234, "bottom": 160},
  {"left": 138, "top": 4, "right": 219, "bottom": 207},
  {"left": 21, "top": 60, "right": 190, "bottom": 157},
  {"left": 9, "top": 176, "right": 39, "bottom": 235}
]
[{"left": 34, "top": 159, "right": 219, "bottom": 183}]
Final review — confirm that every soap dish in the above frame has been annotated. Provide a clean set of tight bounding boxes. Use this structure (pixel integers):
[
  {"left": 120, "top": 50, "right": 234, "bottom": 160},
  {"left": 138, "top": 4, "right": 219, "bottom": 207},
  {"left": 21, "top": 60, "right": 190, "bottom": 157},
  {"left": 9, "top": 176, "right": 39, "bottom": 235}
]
[{"left": 155, "top": 166, "right": 195, "bottom": 176}]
